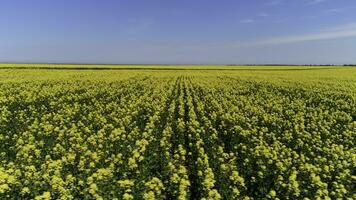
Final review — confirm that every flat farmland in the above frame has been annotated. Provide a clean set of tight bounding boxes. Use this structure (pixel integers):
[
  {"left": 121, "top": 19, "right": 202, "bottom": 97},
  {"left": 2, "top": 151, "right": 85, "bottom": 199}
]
[{"left": 0, "top": 65, "right": 355, "bottom": 199}]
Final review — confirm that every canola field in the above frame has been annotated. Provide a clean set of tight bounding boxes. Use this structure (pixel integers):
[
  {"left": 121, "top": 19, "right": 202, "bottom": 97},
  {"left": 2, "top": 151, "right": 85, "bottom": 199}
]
[{"left": 0, "top": 66, "right": 355, "bottom": 199}]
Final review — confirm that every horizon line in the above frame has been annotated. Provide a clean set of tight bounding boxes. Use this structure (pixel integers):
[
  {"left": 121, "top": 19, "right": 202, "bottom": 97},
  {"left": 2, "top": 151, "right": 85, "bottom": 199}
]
[{"left": 0, "top": 62, "right": 355, "bottom": 66}]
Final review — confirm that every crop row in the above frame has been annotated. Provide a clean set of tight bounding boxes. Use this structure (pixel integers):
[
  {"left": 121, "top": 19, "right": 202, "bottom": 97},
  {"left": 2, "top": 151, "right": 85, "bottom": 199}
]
[{"left": 0, "top": 73, "right": 355, "bottom": 199}]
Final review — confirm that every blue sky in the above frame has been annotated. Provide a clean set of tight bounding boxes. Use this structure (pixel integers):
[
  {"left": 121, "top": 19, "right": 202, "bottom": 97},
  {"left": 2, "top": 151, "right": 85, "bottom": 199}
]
[{"left": 1, "top": 0, "right": 356, "bottom": 64}]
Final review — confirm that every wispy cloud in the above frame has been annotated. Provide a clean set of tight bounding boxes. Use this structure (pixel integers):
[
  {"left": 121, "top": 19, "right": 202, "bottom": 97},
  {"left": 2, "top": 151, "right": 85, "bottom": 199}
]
[
  {"left": 240, "top": 13, "right": 270, "bottom": 24},
  {"left": 258, "top": 13, "right": 270, "bottom": 17},
  {"left": 240, "top": 19, "right": 255, "bottom": 24},
  {"left": 124, "top": 18, "right": 154, "bottom": 35},
  {"left": 323, "top": 8, "right": 344, "bottom": 14},
  {"left": 320, "top": 23, "right": 356, "bottom": 32},
  {"left": 246, "top": 23, "right": 356, "bottom": 46},
  {"left": 306, "top": 0, "right": 326, "bottom": 5},
  {"left": 268, "top": 0, "right": 326, "bottom": 6},
  {"left": 267, "top": 0, "right": 284, "bottom": 6}
]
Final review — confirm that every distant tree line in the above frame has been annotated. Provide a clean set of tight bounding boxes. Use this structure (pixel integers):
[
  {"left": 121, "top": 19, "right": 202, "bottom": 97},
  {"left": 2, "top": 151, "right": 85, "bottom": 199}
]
[{"left": 226, "top": 64, "right": 356, "bottom": 66}]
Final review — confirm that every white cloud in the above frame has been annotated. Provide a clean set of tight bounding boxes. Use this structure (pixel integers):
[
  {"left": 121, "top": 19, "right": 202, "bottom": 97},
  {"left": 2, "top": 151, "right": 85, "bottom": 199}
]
[
  {"left": 246, "top": 23, "right": 356, "bottom": 46},
  {"left": 258, "top": 13, "right": 270, "bottom": 17},
  {"left": 268, "top": 0, "right": 326, "bottom": 6},
  {"left": 320, "top": 23, "right": 356, "bottom": 32},
  {"left": 323, "top": 8, "right": 344, "bottom": 14},
  {"left": 240, "top": 19, "right": 255, "bottom": 23},
  {"left": 306, "top": 0, "right": 326, "bottom": 5},
  {"left": 267, "top": 0, "right": 284, "bottom": 6},
  {"left": 173, "top": 23, "right": 356, "bottom": 52}
]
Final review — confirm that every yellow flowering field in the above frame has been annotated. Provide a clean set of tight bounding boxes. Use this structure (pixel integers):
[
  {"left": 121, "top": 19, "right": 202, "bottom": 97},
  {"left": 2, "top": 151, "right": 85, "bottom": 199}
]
[{"left": 0, "top": 66, "right": 355, "bottom": 199}]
